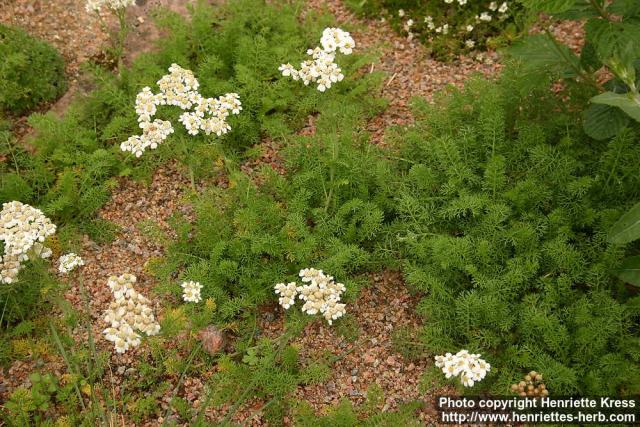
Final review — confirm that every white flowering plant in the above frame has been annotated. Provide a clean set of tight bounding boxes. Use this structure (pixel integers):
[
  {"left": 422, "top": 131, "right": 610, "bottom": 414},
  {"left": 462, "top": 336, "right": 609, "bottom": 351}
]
[
  {"left": 275, "top": 268, "right": 347, "bottom": 325},
  {"left": 279, "top": 28, "right": 355, "bottom": 92},
  {"left": 0, "top": 201, "right": 56, "bottom": 284},
  {"left": 85, "top": 0, "right": 137, "bottom": 70},
  {"left": 345, "top": 0, "right": 527, "bottom": 60},
  {"left": 435, "top": 350, "right": 491, "bottom": 388},
  {"left": 102, "top": 273, "right": 160, "bottom": 353},
  {"left": 121, "top": 64, "right": 242, "bottom": 158}
]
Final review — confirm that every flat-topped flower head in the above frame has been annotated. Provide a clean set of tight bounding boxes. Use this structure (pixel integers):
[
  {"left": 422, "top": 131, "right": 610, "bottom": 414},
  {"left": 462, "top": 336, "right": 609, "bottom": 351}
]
[
  {"left": 58, "top": 253, "right": 84, "bottom": 274},
  {"left": 103, "top": 273, "right": 160, "bottom": 353},
  {"left": 280, "top": 28, "right": 353, "bottom": 92},
  {"left": 275, "top": 268, "right": 347, "bottom": 325},
  {"left": 274, "top": 282, "right": 298, "bottom": 309},
  {"left": 0, "top": 201, "right": 56, "bottom": 284},
  {"left": 435, "top": 349, "right": 490, "bottom": 387},
  {"left": 122, "top": 64, "right": 241, "bottom": 157},
  {"left": 181, "top": 280, "right": 203, "bottom": 303}
]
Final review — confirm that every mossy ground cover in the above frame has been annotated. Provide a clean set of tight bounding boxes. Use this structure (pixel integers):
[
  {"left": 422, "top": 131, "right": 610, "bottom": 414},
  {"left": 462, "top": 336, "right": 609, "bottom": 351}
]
[{"left": 0, "top": 0, "right": 639, "bottom": 425}]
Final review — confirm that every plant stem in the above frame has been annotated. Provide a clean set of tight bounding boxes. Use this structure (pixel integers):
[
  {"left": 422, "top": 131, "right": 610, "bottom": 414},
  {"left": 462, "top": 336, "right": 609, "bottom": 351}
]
[
  {"left": 114, "top": 7, "right": 128, "bottom": 74},
  {"left": 543, "top": 30, "right": 602, "bottom": 91},
  {"left": 589, "top": 0, "right": 611, "bottom": 20}
]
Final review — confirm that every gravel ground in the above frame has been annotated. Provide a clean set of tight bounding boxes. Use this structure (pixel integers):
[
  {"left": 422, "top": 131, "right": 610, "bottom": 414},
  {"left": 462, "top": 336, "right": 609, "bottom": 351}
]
[{"left": 0, "top": 0, "right": 585, "bottom": 424}]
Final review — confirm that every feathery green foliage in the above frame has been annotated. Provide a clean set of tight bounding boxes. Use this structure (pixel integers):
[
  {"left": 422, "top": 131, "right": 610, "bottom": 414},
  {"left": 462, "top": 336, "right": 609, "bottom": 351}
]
[{"left": 392, "top": 66, "right": 640, "bottom": 395}]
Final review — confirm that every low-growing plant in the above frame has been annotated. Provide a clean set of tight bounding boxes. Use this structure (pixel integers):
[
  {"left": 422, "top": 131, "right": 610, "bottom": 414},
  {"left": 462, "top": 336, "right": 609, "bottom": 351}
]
[
  {"left": 345, "top": 0, "right": 528, "bottom": 60},
  {"left": 391, "top": 66, "right": 640, "bottom": 395},
  {"left": 0, "top": 25, "right": 67, "bottom": 114}
]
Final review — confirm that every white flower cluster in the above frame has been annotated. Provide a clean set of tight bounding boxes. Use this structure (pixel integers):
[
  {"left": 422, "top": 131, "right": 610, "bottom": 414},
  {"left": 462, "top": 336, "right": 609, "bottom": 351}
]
[
  {"left": 435, "top": 350, "right": 491, "bottom": 387},
  {"left": 103, "top": 274, "right": 160, "bottom": 353},
  {"left": 122, "top": 64, "right": 242, "bottom": 157},
  {"left": 85, "top": 0, "right": 136, "bottom": 13},
  {"left": 58, "top": 253, "right": 85, "bottom": 274},
  {"left": 0, "top": 201, "right": 56, "bottom": 284},
  {"left": 279, "top": 28, "right": 355, "bottom": 92},
  {"left": 181, "top": 280, "right": 202, "bottom": 303},
  {"left": 274, "top": 268, "right": 346, "bottom": 325}
]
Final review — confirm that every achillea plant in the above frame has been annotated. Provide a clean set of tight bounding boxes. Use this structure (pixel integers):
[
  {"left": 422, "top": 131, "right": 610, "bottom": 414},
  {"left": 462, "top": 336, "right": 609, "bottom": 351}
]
[
  {"left": 435, "top": 350, "right": 490, "bottom": 387},
  {"left": 181, "top": 280, "right": 202, "bottom": 303},
  {"left": 279, "top": 28, "right": 355, "bottom": 92},
  {"left": 393, "top": 65, "right": 640, "bottom": 395},
  {"left": 275, "top": 268, "right": 347, "bottom": 325},
  {"left": 0, "top": 201, "right": 56, "bottom": 284},
  {"left": 103, "top": 274, "right": 160, "bottom": 353},
  {"left": 57, "top": 253, "right": 84, "bottom": 274},
  {"left": 122, "top": 64, "right": 242, "bottom": 157},
  {"left": 85, "top": 0, "right": 137, "bottom": 70}
]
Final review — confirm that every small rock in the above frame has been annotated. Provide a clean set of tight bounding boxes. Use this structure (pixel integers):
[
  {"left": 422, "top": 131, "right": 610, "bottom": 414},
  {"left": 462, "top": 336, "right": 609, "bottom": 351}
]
[
  {"left": 198, "top": 325, "right": 225, "bottom": 355},
  {"left": 386, "top": 356, "right": 396, "bottom": 366},
  {"left": 351, "top": 368, "right": 358, "bottom": 376}
]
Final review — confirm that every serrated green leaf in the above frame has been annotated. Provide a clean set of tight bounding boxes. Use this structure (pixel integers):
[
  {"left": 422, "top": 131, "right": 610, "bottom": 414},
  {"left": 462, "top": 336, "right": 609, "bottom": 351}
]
[
  {"left": 583, "top": 103, "right": 629, "bottom": 140},
  {"left": 580, "top": 42, "right": 603, "bottom": 72},
  {"left": 610, "top": 0, "right": 640, "bottom": 18},
  {"left": 608, "top": 202, "right": 640, "bottom": 244},
  {"left": 586, "top": 19, "right": 640, "bottom": 62},
  {"left": 507, "top": 35, "right": 579, "bottom": 78},
  {"left": 612, "top": 255, "right": 640, "bottom": 287},
  {"left": 519, "top": 0, "right": 576, "bottom": 13},
  {"left": 591, "top": 91, "right": 640, "bottom": 121},
  {"left": 556, "top": 0, "right": 599, "bottom": 19}
]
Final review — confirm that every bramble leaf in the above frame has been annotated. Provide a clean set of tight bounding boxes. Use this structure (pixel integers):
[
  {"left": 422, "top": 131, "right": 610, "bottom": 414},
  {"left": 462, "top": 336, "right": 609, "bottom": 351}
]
[
  {"left": 608, "top": 202, "right": 640, "bottom": 244},
  {"left": 612, "top": 256, "right": 640, "bottom": 287},
  {"left": 590, "top": 91, "right": 640, "bottom": 122},
  {"left": 583, "top": 103, "right": 630, "bottom": 140}
]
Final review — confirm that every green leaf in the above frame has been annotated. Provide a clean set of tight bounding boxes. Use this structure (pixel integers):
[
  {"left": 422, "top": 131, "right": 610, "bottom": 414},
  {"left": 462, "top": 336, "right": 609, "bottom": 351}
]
[
  {"left": 519, "top": 0, "right": 576, "bottom": 13},
  {"left": 580, "top": 42, "right": 603, "bottom": 72},
  {"left": 607, "top": 202, "right": 640, "bottom": 244},
  {"left": 612, "top": 255, "right": 640, "bottom": 287},
  {"left": 583, "top": 103, "right": 630, "bottom": 140},
  {"left": 557, "top": 0, "right": 599, "bottom": 19},
  {"left": 507, "top": 35, "right": 579, "bottom": 79},
  {"left": 609, "top": 0, "right": 640, "bottom": 18},
  {"left": 585, "top": 19, "right": 640, "bottom": 62},
  {"left": 591, "top": 91, "right": 640, "bottom": 122}
]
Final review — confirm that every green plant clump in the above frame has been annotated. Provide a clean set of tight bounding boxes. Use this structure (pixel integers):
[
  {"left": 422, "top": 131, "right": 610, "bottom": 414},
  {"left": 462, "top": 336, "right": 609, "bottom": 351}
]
[
  {"left": 393, "top": 67, "right": 640, "bottom": 395},
  {"left": 0, "top": 25, "right": 67, "bottom": 114}
]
